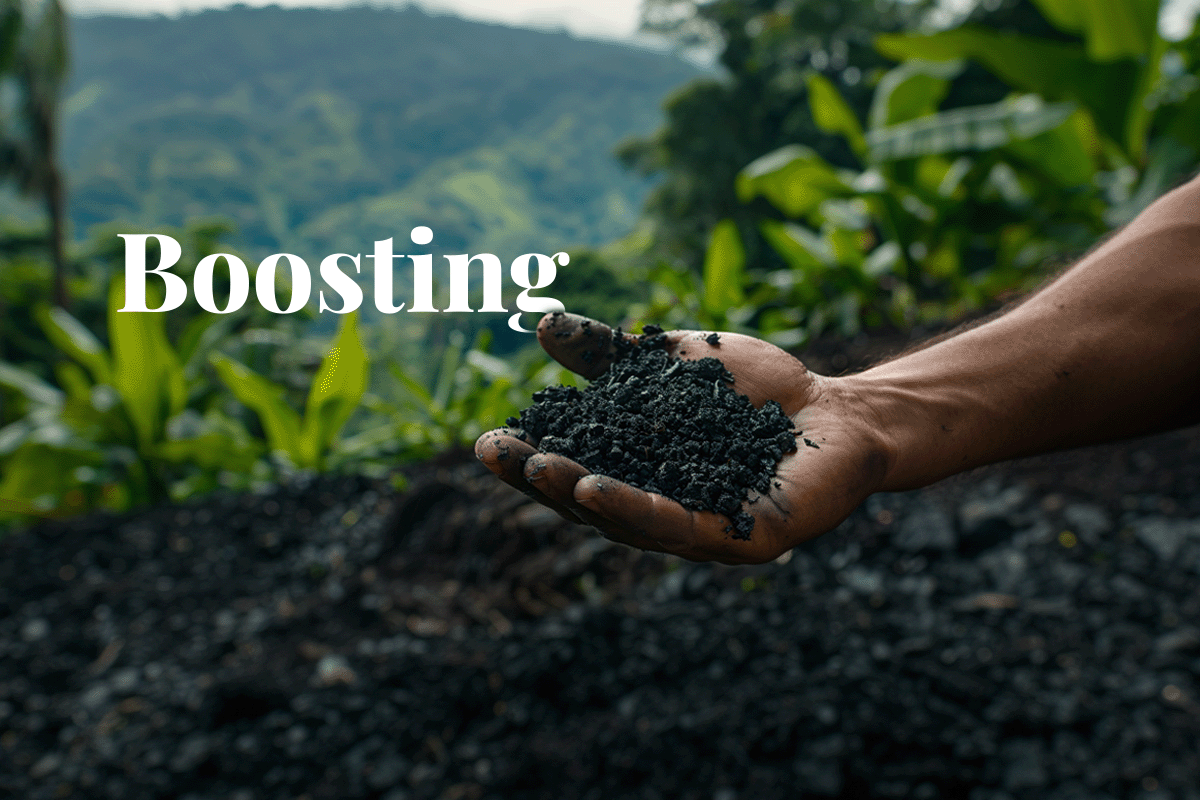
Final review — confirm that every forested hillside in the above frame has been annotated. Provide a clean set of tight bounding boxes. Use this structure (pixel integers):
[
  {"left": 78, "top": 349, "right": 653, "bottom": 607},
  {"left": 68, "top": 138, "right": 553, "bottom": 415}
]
[{"left": 62, "top": 5, "right": 700, "bottom": 256}]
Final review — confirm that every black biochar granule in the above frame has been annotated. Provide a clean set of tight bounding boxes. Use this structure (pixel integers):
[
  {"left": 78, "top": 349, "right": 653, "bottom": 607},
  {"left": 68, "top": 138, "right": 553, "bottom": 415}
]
[{"left": 509, "top": 331, "right": 797, "bottom": 539}]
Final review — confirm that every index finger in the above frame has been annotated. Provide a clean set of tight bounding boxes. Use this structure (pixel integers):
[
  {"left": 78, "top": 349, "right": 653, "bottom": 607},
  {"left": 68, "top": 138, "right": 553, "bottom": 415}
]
[
  {"left": 537, "top": 312, "right": 701, "bottom": 379},
  {"left": 535, "top": 312, "right": 630, "bottom": 379}
]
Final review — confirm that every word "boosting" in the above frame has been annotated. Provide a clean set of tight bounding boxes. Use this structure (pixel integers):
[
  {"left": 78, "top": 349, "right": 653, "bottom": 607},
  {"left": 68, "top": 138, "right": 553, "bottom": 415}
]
[{"left": 118, "top": 226, "right": 566, "bottom": 332}]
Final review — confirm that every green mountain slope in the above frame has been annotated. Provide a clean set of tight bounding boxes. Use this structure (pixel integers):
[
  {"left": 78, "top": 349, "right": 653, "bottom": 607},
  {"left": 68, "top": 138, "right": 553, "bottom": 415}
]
[{"left": 63, "top": 5, "right": 700, "bottom": 257}]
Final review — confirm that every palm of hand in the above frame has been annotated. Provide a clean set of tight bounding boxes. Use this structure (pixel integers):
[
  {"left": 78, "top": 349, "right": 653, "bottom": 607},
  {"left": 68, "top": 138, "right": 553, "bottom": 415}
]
[{"left": 476, "top": 314, "right": 886, "bottom": 564}]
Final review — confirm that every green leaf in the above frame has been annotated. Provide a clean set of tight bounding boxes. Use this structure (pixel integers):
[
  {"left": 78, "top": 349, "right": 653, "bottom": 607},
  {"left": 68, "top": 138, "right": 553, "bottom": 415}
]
[
  {"left": 1125, "top": 34, "right": 1170, "bottom": 160},
  {"left": 1162, "top": 79, "right": 1200, "bottom": 152},
  {"left": 869, "top": 60, "right": 964, "bottom": 129},
  {"left": 157, "top": 432, "right": 260, "bottom": 474},
  {"left": 867, "top": 95, "right": 1078, "bottom": 162},
  {"left": 299, "top": 311, "right": 370, "bottom": 469},
  {"left": 176, "top": 313, "right": 231, "bottom": 379},
  {"left": 806, "top": 72, "right": 868, "bottom": 160},
  {"left": 0, "top": 442, "right": 100, "bottom": 519},
  {"left": 159, "top": 409, "right": 262, "bottom": 473},
  {"left": 1032, "top": 0, "right": 1160, "bottom": 61},
  {"left": 1004, "top": 109, "right": 1098, "bottom": 186},
  {"left": 388, "top": 362, "right": 436, "bottom": 412},
  {"left": 432, "top": 329, "right": 464, "bottom": 413},
  {"left": 648, "top": 262, "right": 698, "bottom": 304},
  {"left": 35, "top": 305, "right": 112, "bottom": 385},
  {"left": 760, "top": 219, "right": 834, "bottom": 270},
  {"left": 466, "top": 349, "right": 516, "bottom": 383},
  {"left": 210, "top": 354, "right": 304, "bottom": 466},
  {"left": 737, "top": 145, "right": 854, "bottom": 219},
  {"left": 863, "top": 241, "right": 903, "bottom": 277},
  {"left": 827, "top": 227, "right": 868, "bottom": 269},
  {"left": 875, "top": 28, "right": 1140, "bottom": 153},
  {"left": 336, "top": 422, "right": 403, "bottom": 460},
  {"left": 924, "top": 237, "right": 962, "bottom": 279},
  {"left": 1106, "top": 134, "right": 1200, "bottom": 224},
  {"left": 53, "top": 361, "right": 92, "bottom": 404},
  {"left": 108, "top": 278, "right": 187, "bottom": 451},
  {"left": 0, "top": 362, "right": 64, "bottom": 408},
  {"left": 702, "top": 219, "right": 746, "bottom": 314}
]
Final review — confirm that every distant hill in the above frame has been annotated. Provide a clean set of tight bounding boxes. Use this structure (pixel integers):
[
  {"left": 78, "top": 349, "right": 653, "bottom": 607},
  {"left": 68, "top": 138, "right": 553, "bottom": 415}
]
[{"left": 62, "top": 5, "right": 701, "bottom": 258}]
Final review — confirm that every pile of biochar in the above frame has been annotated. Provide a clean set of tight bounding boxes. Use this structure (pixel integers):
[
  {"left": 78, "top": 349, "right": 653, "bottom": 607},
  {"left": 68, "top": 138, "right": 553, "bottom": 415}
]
[{"left": 508, "top": 331, "right": 797, "bottom": 539}]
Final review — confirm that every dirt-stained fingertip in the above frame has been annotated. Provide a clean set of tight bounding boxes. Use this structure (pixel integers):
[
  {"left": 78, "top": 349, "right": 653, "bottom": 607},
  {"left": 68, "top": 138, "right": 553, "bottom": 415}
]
[
  {"left": 536, "top": 312, "right": 619, "bottom": 380},
  {"left": 474, "top": 429, "right": 538, "bottom": 476}
]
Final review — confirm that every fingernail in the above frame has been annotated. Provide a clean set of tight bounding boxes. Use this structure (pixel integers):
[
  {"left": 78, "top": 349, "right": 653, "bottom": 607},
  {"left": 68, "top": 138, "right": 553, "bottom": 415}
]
[{"left": 524, "top": 456, "right": 547, "bottom": 481}]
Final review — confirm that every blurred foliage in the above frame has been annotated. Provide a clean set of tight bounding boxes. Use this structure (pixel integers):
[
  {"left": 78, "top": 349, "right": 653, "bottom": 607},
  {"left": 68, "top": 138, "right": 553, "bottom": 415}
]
[
  {"left": 0, "top": 0, "right": 70, "bottom": 305},
  {"left": 0, "top": 268, "right": 371, "bottom": 522},
  {"left": 0, "top": 217, "right": 366, "bottom": 524},
  {"left": 619, "top": 0, "right": 940, "bottom": 271},
  {"left": 5, "top": 0, "right": 1200, "bottom": 526},
  {"left": 0, "top": 275, "right": 263, "bottom": 520},
  {"left": 211, "top": 312, "right": 368, "bottom": 472},
  {"left": 636, "top": 0, "right": 1199, "bottom": 344},
  {"left": 351, "top": 328, "right": 582, "bottom": 466}
]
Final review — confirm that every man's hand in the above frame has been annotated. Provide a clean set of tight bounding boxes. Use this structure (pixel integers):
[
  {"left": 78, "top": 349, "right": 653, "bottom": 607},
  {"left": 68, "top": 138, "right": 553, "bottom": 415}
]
[{"left": 475, "top": 313, "right": 891, "bottom": 565}]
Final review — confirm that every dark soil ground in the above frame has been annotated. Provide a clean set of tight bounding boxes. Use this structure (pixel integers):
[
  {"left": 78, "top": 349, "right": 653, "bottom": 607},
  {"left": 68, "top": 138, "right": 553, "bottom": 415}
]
[{"left": 4, "top": 332, "right": 1200, "bottom": 799}]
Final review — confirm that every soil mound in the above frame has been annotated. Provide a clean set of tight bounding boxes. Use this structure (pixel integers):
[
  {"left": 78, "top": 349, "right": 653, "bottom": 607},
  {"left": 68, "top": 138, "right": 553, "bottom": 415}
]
[{"left": 3, "top": 427, "right": 1200, "bottom": 799}]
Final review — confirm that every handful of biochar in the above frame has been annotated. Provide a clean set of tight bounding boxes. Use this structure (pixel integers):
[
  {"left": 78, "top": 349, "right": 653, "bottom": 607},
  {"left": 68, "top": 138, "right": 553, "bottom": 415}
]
[{"left": 508, "top": 329, "right": 797, "bottom": 539}]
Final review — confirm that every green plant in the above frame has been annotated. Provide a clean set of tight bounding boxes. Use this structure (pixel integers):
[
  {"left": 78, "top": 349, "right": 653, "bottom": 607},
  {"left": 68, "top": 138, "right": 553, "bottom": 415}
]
[
  {"left": 0, "top": 277, "right": 262, "bottom": 521},
  {"left": 638, "top": 0, "right": 1198, "bottom": 346},
  {"left": 636, "top": 218, "right": 776, "bottom": 333},
  {"left": 210, "top": 311, "right": 369, "bottom": 472},
  {"left": 350, "top": 329, "right": 581, "bottom": 466},
  {"left": 873, "top": 0, "right": 1200, "bottom": 221},
  {"left": 707, "top": 0, "right": 1198, "bottom": 345},
  {"left": 748, "top": 67, "right": 1110, "bottom": 337}
]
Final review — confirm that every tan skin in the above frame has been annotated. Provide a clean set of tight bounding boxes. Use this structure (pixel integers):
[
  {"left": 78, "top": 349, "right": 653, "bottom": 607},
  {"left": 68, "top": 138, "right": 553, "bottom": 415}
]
[{"left": 476, "top": 173, "right": 1200, "bottom": 565}]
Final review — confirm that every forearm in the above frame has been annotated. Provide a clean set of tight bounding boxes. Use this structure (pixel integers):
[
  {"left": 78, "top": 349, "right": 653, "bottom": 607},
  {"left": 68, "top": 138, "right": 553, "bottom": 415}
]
[{"left": 840, "top": 174, "right": 1200, "bottom": 491}]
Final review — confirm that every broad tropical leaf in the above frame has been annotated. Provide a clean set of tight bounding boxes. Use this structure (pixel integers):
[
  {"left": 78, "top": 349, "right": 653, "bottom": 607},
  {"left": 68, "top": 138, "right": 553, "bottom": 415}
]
[
  {"left": 35, "top": 305, "right": 111, "bottom": 385},
  {"left": 759, "top": 220, "right": 833, "bottom": 273},
  {"left": 737, "top": 145, "right": 854, "bottom": 219},
  {"left": 108, "top": 278, "right": 187, "bottom": 451},
  {"left": 0, "top": 361, "right": 63, "bottom": 408},
  {"left": 702, "top": 219, "right": 746, "bottom": 314},
  {"left": 806, "top": 72, "right": 868, "bottom": 160},
  {"left": 875, "top": 27, "right": 1140, "bottom": 153},
  {"left": 1004, "top": 109, "right": 1099, "bottom": 187},
  {"left": 869, "top": 59, "right": 964, "bottom": 129},
  {"left": 1032, "top": 0, "right": 1160, "bottom": 61},
  {"left": 866, "top": 95, "right": 1078, "bottom": 162}
]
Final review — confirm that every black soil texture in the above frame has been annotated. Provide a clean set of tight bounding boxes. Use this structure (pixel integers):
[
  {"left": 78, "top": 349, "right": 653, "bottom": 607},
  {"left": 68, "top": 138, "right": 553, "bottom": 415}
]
[
  {"left": 4, "top": 425, "right": 1200, "bottom": 799},
  {"left": 508, "top": 331, "right": 797, "bottom": 538}
]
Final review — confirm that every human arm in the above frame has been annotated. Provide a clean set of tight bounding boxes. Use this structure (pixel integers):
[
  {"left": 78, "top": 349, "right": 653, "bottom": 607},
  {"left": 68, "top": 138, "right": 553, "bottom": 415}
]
[{"left": 852, "top": 171, "right": 1200, "bottom": 491}]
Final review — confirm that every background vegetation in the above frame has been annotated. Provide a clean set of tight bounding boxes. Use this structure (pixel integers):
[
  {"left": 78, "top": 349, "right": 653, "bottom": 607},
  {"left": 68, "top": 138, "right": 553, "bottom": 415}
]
[
  {"left": 60, "top": 5, "right": 700, "bottom": 258},
  {"left": 0, "top": 0, "right": 1198, "bottom": 526}
]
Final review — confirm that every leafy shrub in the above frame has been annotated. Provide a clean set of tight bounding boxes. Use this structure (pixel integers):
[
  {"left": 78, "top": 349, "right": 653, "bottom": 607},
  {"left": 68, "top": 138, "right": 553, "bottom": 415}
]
[
  {"left": 210, "top": 312, "right": 369, "bottom": 473},
  {"left": 646, "top": 0, "right": 1198, "bottom": 346},
  {"left": 0, "top": 277, "right": 264, "bottom": 521},
  {"left": 350, "top": 329, "right": 581, "bottom": 467}
]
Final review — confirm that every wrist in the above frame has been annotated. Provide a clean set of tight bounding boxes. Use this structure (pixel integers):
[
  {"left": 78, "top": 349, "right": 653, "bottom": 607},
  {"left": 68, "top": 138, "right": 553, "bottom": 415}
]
[
  {"left": 831, "top": 319, "right": 1051, "bottom": 493},
  {"left": 805, "top": 373, "right": 900, "bottom": 494},
  {"left": 830, "top": 371, "right": 928, "bottom": 493}
]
